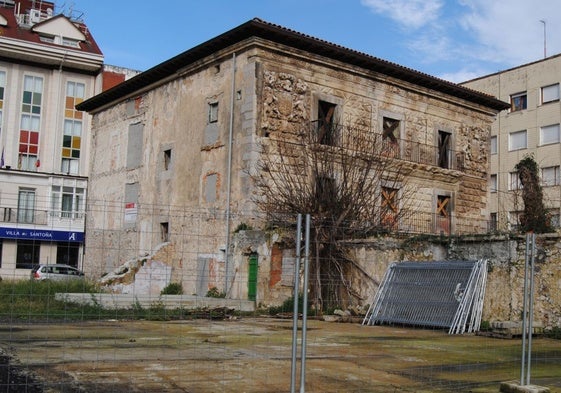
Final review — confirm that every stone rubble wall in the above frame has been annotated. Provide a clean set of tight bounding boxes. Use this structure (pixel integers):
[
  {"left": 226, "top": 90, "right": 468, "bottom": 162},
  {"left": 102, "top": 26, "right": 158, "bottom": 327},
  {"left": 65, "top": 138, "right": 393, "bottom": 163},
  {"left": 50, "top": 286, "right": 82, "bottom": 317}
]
[{"left": 345, "top": 234, "right": 561, "bottom": 329}]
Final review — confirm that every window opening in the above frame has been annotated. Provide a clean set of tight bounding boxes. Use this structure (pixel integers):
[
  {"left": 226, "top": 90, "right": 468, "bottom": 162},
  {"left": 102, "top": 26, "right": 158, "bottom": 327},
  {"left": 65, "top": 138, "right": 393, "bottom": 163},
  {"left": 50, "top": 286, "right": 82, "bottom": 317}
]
[
  {"left": 542, "top": 166, "right": 560, "bottom": 186},
  {"left": 542, "top": 84, "right": 560, "bottom": 104},
  {"left": 510, "top": 92, "right": 527, "bottom": 111},
  {"left": 51, "top": 186, "right": 84, "bottom": 219},
  {"left": 16, "top": 240, "right": 39, "bottom": 269},
  {"left": 490, "top": 136, "right": 497, "bottom": 154},
  {"left": 489, "top": 213, "right": 498, "bottom": 232},
  {"left": 61, "top": 81, "right": 84, "bottom": 174},
  {"left": 19, "top": 75, "right": 42, "bottom": 170},
  {"left": 490, "top": 174, "right": 497, "bottom": 192},
  {"left": 540, "top": 124, "right": 560, "bottom": 145},
  {"left": 509, "top": 172, "right": 522, "bottom": 190},
  {"left": 435, "top": 194, "right": 451, "bottom": 234},
  {"left": 437, "top": 130, "right": 451, "bottom": 169},
  {"left": 315, "top": 175, "right": 336, "bottom": 210},
  {"left": 164, "top": 149, "right": 172, "bottom": 170},
  {"left": 317, "top": 100, "right": 337, "bottom": 145},
  {"left": 56, "top": 242, "right": 79, "bottom": 267},
  {"left": 18, "top": 188, "right": 35, "bottom": 223},
  {"left": 382, "top": 117, "right": 400, "bottom": 157},
  {"left": 208, "top": 102, "right": 218, "bottom": 123},
  {"left": 160, "top": 222, "right": 169, "bottom": 242},
  {"left": 509, "top": 130, "right": 527, "bottom": 151},
  {"left": 381, "top": 186, "right": 398, "bottom": 230}
]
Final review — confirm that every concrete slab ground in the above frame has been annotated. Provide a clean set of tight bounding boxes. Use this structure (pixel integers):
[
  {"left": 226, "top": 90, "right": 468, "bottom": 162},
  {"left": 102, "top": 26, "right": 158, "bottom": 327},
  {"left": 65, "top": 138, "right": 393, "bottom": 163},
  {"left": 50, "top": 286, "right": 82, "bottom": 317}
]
[
  {"left": 0, "top": 317, "right": 560, "bottom": 393},
  {"left": 500, "top": 381, "right": 551, "bottom": 393}
]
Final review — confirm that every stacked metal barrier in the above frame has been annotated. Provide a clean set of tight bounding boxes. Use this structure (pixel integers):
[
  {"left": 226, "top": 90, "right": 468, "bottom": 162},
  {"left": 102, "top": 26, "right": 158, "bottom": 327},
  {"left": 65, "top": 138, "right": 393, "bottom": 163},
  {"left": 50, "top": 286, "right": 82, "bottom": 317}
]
[{"left": 362, "top": 260, "right": 488, "bottom": 334}]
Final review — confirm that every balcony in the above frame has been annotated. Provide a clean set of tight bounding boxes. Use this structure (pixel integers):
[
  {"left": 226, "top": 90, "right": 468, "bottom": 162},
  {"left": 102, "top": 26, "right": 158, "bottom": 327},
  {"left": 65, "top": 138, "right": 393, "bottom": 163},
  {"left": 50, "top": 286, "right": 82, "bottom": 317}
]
[
  {"left": 1, "top": 207, "right": 48, "bottom": 225},
  {"left": 1, "top": 206, "right": 85, "bottom": 226},
  {"left": 308, "top": 121, "right": 466, "bottom": 172}
]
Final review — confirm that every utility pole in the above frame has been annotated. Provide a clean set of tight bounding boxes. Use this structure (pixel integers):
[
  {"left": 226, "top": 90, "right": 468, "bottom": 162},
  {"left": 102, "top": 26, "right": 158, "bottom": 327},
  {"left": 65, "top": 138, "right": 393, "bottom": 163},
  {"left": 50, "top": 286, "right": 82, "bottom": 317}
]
[{"left": 540, "top": 20, "right": 547, "bottom": 58}]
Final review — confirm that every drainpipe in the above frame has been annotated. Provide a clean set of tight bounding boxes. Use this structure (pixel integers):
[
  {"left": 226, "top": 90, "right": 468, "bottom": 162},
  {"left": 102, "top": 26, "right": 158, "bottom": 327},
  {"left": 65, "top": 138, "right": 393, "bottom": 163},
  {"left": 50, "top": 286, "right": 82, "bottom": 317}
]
[{"left": 224, "top": 52, "right": 236, "bottom": 295}]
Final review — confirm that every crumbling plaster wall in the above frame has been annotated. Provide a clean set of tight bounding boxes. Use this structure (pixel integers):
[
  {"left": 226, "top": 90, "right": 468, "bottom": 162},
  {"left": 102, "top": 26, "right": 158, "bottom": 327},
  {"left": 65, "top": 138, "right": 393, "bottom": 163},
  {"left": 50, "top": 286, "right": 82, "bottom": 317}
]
[{"left": 86, "top": 42, "right": 499, "bottom": 302}]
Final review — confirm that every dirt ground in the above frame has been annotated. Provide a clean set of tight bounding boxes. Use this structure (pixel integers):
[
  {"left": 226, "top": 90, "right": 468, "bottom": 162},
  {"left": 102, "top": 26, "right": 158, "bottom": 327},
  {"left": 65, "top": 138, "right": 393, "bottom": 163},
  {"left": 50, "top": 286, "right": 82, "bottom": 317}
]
[{"left": 0, "top": 317, "right": 560, "bottom": 393}]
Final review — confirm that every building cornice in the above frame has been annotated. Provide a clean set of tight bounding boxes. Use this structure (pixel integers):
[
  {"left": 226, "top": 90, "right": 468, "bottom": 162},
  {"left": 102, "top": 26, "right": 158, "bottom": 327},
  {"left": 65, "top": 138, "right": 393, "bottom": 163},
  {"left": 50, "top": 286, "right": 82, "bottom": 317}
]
[{"left": 0, "top": 36, "right": 103, "bottom": 72}]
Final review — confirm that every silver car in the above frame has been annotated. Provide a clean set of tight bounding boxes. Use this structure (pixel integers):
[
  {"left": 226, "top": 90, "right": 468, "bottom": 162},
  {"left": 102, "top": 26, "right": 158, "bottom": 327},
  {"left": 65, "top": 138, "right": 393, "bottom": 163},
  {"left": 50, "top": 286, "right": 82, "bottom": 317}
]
[{"left": 30, "top": 264, "right": 84, "bottom": 281}]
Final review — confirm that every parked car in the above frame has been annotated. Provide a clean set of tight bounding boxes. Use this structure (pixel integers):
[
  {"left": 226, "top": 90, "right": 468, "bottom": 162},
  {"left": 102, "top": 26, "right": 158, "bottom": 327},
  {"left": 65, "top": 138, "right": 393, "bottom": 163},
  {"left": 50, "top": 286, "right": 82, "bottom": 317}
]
[{"left": 30, "top": 264, "right": 84, "bottom": 281}]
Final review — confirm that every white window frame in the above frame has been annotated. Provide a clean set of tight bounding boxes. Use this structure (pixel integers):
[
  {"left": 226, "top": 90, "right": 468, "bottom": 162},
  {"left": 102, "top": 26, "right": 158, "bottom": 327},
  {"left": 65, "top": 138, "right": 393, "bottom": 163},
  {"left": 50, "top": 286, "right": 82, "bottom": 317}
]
[
  {"left": 509, "top": 172, "right": 522, "bottom": 190},
  {"left": 489, "top": 174, "right": 497, "bottom": 193},
  {"left": 510, "top": 92, "right": 527, "bottom": 112},
  {"left": 508, "top": 130, "right": 527, "bottom": 151},
  {"left": 540, "top": 124, "right": 560, "bottom": 146},
  {"left": 490, "top": 135, "right": 497, "bottom": 155},
  {"left": 541, "top": 83, "right": 560, "bottom": 104},
  {"left": 51, "top": 185, "right": 85, "bottom": 219},
  {"left": 542, "top": 166, "right": 560, "bottom": 187}
]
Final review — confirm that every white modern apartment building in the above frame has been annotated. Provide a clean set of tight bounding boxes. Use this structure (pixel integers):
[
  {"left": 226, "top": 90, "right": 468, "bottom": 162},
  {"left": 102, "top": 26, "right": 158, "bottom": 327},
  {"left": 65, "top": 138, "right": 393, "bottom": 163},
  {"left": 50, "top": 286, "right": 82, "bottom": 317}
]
[
  {"left": 463, "top": 54, "right": 561, "bottom": 232},
  {"left": 0, "top": 0, "right": 104, "bottom": 279}
]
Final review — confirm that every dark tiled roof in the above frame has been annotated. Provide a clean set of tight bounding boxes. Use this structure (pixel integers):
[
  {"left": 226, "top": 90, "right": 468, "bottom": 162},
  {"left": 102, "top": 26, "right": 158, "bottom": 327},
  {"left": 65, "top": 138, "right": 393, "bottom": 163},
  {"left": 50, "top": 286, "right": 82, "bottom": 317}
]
[{"left": 77, "top": 18, "right": 509, "bottom": 112}]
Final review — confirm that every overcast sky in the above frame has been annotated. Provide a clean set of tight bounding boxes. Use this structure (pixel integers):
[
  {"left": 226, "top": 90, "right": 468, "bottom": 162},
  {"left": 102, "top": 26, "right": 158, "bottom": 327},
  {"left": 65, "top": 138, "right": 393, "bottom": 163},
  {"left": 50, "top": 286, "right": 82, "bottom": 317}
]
[{"left": 69, "top": 0, "right": 561, "bottom": 83}]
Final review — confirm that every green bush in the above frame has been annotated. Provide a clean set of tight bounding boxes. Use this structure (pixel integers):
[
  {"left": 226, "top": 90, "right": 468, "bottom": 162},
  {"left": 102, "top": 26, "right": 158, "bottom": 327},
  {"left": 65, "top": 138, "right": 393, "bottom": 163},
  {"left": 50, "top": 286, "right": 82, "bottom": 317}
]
[
  {"left": 161, "top": 282, "right": 183, "bottom": 295},
  {"left": 268, "top": 294, "right": 310, "bottom": 316},
  {"left": 234, "top": 223, "right": 253, "bottom": 233},
  {"left": 206, "top": 287, "right": 226, "bottom": 298},
  {"left": 0, "top": 279, "right": 101, "bottom": 321}
]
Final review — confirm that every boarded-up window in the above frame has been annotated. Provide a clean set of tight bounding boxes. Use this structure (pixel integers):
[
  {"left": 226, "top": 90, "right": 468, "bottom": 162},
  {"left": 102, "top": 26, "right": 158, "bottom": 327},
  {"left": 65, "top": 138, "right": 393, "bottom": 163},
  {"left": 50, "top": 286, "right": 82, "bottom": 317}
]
[
  {"left": 382, "top": 117, "right": 400, "bottom": 157},
  {"left": 204, "top": 102, "right": 219, "bottom": 145},
  {"left": 196, "top": 257, "right": 210, "bottom": 296},
  {"left": 381, "top": 186, "right": 398, "bottom": 230},
  {"left": 124, "top": 182, "right": 139, "bottom": 225},
  {"left": 269, "top": 244, "right": 282, "bottom": 288},
  {"left": 205, "top": 173, "right": 218, "bottom": 203},
  {"left": 126, "top": 123, "right": 144, "bottom": 169},
  {"left": 436, "top": 194, "right": 451, "bottom": 234},
  {"left": 280, "top": 250, "right": 296, "bottom": 286}
]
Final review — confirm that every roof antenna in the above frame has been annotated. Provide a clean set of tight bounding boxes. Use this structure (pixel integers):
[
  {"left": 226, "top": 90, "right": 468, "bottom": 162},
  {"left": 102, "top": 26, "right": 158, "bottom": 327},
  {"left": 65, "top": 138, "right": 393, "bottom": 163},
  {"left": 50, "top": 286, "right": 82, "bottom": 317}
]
[{"left": 540, "top": 20, "right": 547, "bottom": 59}]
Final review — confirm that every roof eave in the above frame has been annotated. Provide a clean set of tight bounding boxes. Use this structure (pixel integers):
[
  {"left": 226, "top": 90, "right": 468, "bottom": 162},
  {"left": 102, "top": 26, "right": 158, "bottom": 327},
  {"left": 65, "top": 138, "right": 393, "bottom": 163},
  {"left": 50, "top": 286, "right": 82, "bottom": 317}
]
[{"left": 76, "top": 18, "right": 509, "bottom": 113}]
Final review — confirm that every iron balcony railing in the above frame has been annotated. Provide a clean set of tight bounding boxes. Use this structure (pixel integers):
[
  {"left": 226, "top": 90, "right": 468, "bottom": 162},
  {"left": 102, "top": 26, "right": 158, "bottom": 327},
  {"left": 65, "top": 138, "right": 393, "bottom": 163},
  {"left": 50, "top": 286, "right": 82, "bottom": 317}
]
[
  {"left": 309, "top": 121, "right": 466, "bottom": 172},
  {"left": 1, "top": 206, "right": 85, "bottom": 226}
]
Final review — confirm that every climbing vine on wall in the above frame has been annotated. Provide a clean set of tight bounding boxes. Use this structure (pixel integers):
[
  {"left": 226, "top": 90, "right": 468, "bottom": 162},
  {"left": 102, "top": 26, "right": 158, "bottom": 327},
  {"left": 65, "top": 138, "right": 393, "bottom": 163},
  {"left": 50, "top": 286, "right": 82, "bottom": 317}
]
[{"left": 515, "top": 155, "right": 553, "bottom": 233}]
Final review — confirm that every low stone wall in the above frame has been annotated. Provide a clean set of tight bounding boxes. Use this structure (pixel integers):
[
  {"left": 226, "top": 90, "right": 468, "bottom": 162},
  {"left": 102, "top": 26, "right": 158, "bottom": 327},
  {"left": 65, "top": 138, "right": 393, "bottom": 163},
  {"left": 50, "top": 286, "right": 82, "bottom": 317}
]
[
  {"left": 55, "top": 293, "right": 255, "bottom": 312},
  {"left": 348, "top": 233, "right": 561, "bottom": 329}
]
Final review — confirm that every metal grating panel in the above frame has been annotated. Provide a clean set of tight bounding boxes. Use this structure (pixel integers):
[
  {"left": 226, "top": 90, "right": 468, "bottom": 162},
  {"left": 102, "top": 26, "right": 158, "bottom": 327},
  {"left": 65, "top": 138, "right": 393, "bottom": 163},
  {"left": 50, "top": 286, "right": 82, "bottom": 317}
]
[{"left": 363, "top": 260, "right": 488, "bottom": 334}]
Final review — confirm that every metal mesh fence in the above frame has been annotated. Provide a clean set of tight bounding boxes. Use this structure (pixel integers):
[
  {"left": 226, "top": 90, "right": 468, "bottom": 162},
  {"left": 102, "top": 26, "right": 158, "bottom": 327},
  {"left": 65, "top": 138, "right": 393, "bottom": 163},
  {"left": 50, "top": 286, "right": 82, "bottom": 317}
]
[{"left": 0, "top": 203, "right": 560, "bottom": 392}]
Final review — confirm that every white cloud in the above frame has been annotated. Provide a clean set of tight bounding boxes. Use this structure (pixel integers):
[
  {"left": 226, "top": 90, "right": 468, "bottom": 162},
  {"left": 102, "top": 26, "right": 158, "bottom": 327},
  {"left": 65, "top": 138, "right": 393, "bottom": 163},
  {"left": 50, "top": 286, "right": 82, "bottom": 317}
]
[
  {"left": 360, "top": 0, "right": 444, "bottom": 29},
  {"left": 360, "top": 0, "right": 561, "bottom": 80},
  {"left": 438, "top": 69, "right": 488, "bottom": 84},
  {"left": 459, "top": 0, "right": 561, "bottom": 65}
]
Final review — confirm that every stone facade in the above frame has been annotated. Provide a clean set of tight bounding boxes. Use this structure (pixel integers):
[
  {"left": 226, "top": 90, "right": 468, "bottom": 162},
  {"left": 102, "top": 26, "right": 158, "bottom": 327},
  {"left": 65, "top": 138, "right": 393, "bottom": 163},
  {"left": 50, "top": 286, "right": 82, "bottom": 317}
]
[{"left": 78, "top": 19, "right": 507, "bottom": 305}]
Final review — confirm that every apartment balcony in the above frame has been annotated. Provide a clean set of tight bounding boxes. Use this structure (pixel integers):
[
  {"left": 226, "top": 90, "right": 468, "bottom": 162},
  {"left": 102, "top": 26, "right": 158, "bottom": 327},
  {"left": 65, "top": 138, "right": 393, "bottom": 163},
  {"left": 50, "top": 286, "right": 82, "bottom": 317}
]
[{"left": 0, "top": 206, "right": 85, "bottom": 228}]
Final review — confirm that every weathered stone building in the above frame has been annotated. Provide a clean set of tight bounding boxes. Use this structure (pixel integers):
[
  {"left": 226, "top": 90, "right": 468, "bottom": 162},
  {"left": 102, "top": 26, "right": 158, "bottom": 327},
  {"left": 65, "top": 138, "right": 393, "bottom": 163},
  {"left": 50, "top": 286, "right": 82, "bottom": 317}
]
[{"left": 77, "top": 19, "right": 508, "bottom": 304}]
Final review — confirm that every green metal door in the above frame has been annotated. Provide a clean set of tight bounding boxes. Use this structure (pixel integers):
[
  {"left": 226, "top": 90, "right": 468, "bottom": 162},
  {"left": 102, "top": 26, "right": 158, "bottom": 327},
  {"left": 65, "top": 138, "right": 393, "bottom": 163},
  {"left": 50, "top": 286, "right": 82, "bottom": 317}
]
[{"left": 248, "top": 253, "right": 258, "bottom": 301}]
